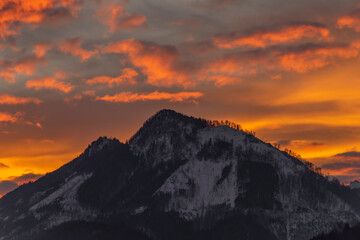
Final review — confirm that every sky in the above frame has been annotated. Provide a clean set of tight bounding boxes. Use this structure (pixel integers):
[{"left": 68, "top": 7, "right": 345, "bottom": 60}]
[{"left": 1, "top": 0, "right": 360, "bottom": 195}]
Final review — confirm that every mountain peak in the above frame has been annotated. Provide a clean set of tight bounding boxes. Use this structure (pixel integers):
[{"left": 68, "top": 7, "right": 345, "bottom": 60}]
[
  {"left": 154, "top": 108, "right": 180, "bottom": 117},
  {"left": 147, "top": 109, "right": 193, "bottom": 123},
  {"left": 129, "top": 109, "right": 208, "bottom": 143},
  {"left": 83, "top": 136, "right": 119, "bottom": 157}
]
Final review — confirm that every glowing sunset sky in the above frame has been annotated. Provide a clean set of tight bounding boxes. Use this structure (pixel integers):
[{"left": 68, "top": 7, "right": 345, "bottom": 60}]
[{"left": 1, "top": 0, "right": 360, "bottom": 195}]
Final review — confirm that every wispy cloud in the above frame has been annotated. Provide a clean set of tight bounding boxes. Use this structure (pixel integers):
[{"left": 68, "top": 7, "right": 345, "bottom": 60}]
[
  {"left": 33, "top": 42, "right": 54, "bottom": 58},
  {"left": 0, "top": 112, "right": 21, "bottom": 123},
  {"left": 0, "top": 55, "right": 46, "bottom": 83},
  {"left": 86, "top": 68, "right": 138, "bottom": 87},
  {"left": 96, "top": 91, "right": 204, "bottom": 103},
  {"left": 26, "top": 77, "right": 74, "bottom": 93},
  {"left": 58, "top": 37, "right": 98, "bottom": 62},
  {"left": 0, "top": 163, "right": 9, "bottom": 168},
  {"left": 9, "top": 173, "right": 43, "bottom": 185},
  {"left": 213, "top": 23, "right": 330, "bottom": 49},
  {"left": 0, "top": 94, "right": 42, "bottom": 105},
  {"left": 337, "top": 10, "right": 360, "bottom": 32},
  {"left": 96, "top": 1, "right": 146, "bottom": 32},
  {"left": 0, "top": 0, "right": 82, "bottom": 38},
  {"left": 102, "top": 39, "right": 193, "bottom": 87}
]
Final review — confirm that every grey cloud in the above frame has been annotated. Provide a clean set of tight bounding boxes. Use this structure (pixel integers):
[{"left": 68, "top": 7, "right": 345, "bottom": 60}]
[
  {"left": 321, "top": 161, "right": 360, "bottom": 170},
  {"left": 256, "top": 124, "right": 360, "bottom": 145},
  {"left": 10, "top": 173, "right": 43, "bottom": 184},
  {"left": 0, "top": 181, "right": 18, "bottom": 196},
  {"left": 335, "top": 151, "right": 360, "bottom": 158}
]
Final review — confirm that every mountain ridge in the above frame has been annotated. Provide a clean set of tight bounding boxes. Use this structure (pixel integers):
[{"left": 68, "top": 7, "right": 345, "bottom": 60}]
[{"left": 1, "top": 109, "right": 360, "bottom": 240}]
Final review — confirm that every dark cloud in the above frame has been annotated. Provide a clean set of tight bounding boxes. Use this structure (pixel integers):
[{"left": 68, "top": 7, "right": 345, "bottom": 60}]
[
  {"left": 318, "top": 151, "right": 360, "bottom": 171},
  {"left": 304, "top": 151, "right": 360, "bottom": 184},
  {"left": 43, "top": 7, "right": 74, "bottom": 23},
  {"left": 309, "top": 142, "right": 324, "bottom": 147},
  {"left": 335, "top": 151, "right": 360, "bottom": 158},
  {"left": 192, "top": 0, "right": 242, "bottom": 9},
  {"left": 321, "top": 161, "right": 360, "bottom": 171},
  {"left": 10, "top": 173, "right": 43, "bottom": 184},
  {"left": 257, "top": 124, "right": 360, "bottom": 145},
  {"left": 345, "top": 168, "right": 360, "bottom": 175},
  {"left": 0, "top": 163, "right": 9, "bottom": 168},
  {"left": 277, "top": 140, "right": 292, "bottom": 146},
  {"left": 276, "top": 140, "right": 324, "bottom": 149},
  {"left": 179, "top": 40, "right": 216, "bottom": 55}
]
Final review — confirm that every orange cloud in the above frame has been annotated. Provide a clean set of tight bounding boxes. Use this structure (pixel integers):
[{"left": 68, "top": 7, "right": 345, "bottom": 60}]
[
  {"left": 0, "top": 0, "right": 81, "bottom": 38},
  {"left": 58, "top": 37, "right": 98, "bottom": 62},
  {"left": 26, "top": 77, "right": 74, "bottom": 93},
  {"left": 213, "top": 24, "right": 330, "bottom": 49},
  {"left": 0, "top": 94, "right": 42, "bottom": 105},
  {"left": 0, "top": 70, "right": 17, "bottom": 83},
  {"left": 54, "top": 71, "right": 67, "bottom": 79},
  {"left": 82, "top": 90, "right": 96, "bottom": 96},
  {"left": 64, "top": 94, "right": 82, "bottom": 104},
  {"left": 102, "top": 39, "right": 192, "bottom": 87},
  {"left": 96, "top": 2, "right": 146, "bottom": 32},
  {"left": 206, "top": 75, "right": 240, "bottom": 87},
  {"left": 96, "top": 91, "right": 204, "bottom": 103},
  {"left": 206, "top": 41, "right": 360, "bottom": 80},
  {"left": 337, "top": 11, "right": 360, "bottom": 32},
  {"left": 33, "top": 42, "right": 53, "bottom": 58},
  {"left": 278, "top": 44, "right": 360, "bottom": 73},
  {"left": 0, "top": 56, "right": 46, "bottom": 83},
  {"left": 86, "top": 68, "right": 138, "bottom": 87},
  {"left": 204, "top": 52, "right": 267, "bottom": 84},
  {"left": 0, "top": 112, "right": 20, "bottom": 123},
  {"left": 42, "top": 139, "right": 55, "bottom": 144}
]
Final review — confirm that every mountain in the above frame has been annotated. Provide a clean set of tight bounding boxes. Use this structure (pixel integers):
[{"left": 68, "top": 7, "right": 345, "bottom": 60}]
[{"left": 1, "top": 109, "right": 360, "bottom": 240}]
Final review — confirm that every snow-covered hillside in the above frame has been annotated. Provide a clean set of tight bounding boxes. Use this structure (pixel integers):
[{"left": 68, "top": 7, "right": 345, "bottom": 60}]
[{"left": 349, "top": 180, "right": 360, "bottom": 190}]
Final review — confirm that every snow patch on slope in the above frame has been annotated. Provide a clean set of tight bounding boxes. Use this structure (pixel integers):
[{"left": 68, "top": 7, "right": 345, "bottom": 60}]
[
  {"left": 29, "top": 173, "right": 95, "bottom": 228},
  {"left": 30, "top": 173, "right": 92, "bottom": 212},
  {"left": 349, "top": 180, "right": 360, "bottom": 190},
  {"left": 157, "top": 158, "right": 238, "bottom": 220}
]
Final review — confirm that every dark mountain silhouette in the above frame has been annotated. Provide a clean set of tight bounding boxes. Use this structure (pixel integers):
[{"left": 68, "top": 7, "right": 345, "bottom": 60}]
[{"left": 1, "top": 109, "right": 360, "bottom": 240}]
